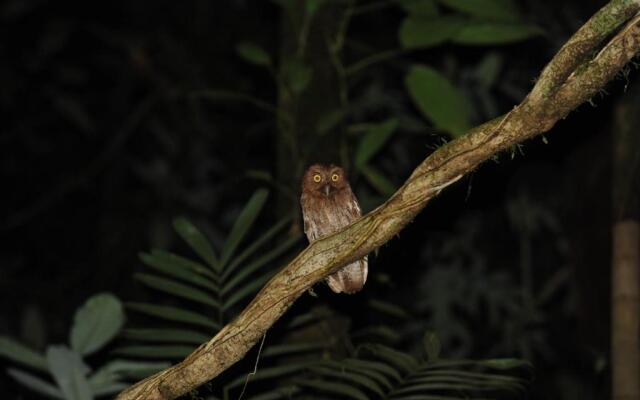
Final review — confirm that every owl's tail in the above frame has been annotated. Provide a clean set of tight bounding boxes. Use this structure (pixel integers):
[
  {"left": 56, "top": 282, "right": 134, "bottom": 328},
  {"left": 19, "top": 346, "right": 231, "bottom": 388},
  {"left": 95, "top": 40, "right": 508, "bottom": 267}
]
[{"left": 326, "top": 257, "right": 368, "bottom": 294}]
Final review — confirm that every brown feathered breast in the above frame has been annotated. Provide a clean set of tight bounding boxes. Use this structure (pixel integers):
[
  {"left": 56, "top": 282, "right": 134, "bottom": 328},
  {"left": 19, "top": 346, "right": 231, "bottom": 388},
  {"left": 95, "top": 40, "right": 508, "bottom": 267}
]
[{"left": 300, "top": 164, "right": 368, "bottom": 294}]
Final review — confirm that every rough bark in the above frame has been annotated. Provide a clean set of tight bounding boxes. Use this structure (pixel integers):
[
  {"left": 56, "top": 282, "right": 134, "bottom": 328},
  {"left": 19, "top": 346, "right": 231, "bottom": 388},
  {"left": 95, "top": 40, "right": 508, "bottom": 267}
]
[{"left": 117, "top": 1, "right": 640, "bottom": 399}]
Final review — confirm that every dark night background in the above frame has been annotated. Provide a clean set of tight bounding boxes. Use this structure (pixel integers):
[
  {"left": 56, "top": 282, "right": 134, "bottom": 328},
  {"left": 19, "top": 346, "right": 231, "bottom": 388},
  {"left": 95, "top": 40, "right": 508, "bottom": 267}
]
[{"left": 1, "top": 0, "right": 638, "bottom": 399}]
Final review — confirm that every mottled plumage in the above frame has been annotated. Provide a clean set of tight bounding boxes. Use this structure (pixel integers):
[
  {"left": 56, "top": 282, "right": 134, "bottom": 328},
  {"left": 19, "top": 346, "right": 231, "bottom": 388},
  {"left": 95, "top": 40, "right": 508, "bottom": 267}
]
[{"left": 300, "top": 164, "right": 368, "bottom": 294}]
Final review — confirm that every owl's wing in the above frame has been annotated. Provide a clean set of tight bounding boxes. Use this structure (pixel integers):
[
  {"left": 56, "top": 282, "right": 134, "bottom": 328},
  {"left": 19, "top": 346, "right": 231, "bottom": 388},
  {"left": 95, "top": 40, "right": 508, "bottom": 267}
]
[
  {"left": 339, "top": 186, "right": 362, "bottom": 222},
  {"left": 301, "top": 192, "right": 319, "bottom": 242}
]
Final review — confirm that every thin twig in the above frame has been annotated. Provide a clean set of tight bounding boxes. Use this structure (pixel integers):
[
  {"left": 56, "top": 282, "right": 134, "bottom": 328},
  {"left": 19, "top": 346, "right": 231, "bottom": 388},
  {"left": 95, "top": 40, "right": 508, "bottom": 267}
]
[{"left": 237, "top": 333, "right": 267, "bottom": 400}]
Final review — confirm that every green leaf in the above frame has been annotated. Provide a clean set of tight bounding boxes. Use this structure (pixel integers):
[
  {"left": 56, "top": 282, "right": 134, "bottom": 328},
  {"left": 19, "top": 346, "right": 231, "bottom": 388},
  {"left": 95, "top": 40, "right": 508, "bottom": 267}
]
[
  {"left": 219, "top": 189, "right": 269, "bottom": 268},
  {"left": 91, "top": 381, "right": 128, "bottom": 397},
  {"left": 70, "top": 293, "right": 125, "bottom": 356},
  {"left": 437, "top": 0, "right": 521, "bottom": 21},
  {"left": 316, "top": 109, "right": 347, "bottom": 135},
  {"left": 0, "top": 336, "right": 47, "bottom": 372},
  {"left": 453, "top": 22, "right": 542, "bottom": 45},
  {"left": 236, "top": 42, "right": 271, "bottom": 66},
  {"left": 351, "top": 325, "right": 402, "bottom": 343},
  {"left": 225, "top": 363, "right": 314, "bottom": 391},
  {"left": 7, "top": 368, "right": 64, "bottom": 399},
  {"left": 173, "top": 217, "right": 219, "bottom": 270},
  {"left": 222, "top": 216, "right": 295, "bottom": 281},
  {"left": 475, "top": 52, "right": 503, "bottom": 88},
  {"left": 399, "top": 0, "right": 439, "bottom": 17},
  {"left": 364, "top": 344, "right": 419, "bottom": 372},
  {"left": 310, "top": 365, "right": 386, "bottom": 397},
  {"left": 344, "top": 359, "right": 403, "bottom": 382},
  {"left": 126, "top": 303, "right": 219, "bottom": 330},
  {"left": 141, "top": 250, "right": 219, "bottom": 289},
  {"left": 135, "top": 273, "right": 220, "bottom": 308},
  {"left": 321, "top": 360, "right": 393, "bottom": 389},
  {"left": 92, "top": 359, "right": 170, "bottom": 380},
  {"left": 261, "top": 343, "right": 325, "bottom": 358},
  {"left": 222, "top": 235, "right": 300, "bottom": 295},
  {"left": 355, "top": 119, "right": 398, "bottom": 170},
  {"left": 223, "top": 270, "right": 274, "bottom": 311},
  {"left": 368, "top": 299, "right": 411, "bottom": 319},
  {"left": 306, "top": 0, "right": 327, "bottom": 16},
  {"left": 405, "top": 64, "right": 471, "bottom": 136},
  {"left": 361, "top": 165, "right": 396, "bottom": 197},
  {"left": 113, "top": 345, "right": 193, "bottom": 359},
  {"left": 283, "top": 59, "right": 312, "bottom": 94},
  {"left": 249, "top": 387, "right": 301, "bottom": 400},
  {"left": 423, "top": 331, "right": 441, "bottom": 361},
  {"left": 399, "top": 16, "right": 465, "bottom": 49},
  {"left": 46, "top": 345, "right": 92, "bottom": 400},
  {"left": 296, "top": 378, "right": 369, "bottom": 400},
  {"left": 480, "top": 358, "right": 533, "bottom": 370},
  {"left": 121, "top": 329, "right": 209, "bottom": 345}
]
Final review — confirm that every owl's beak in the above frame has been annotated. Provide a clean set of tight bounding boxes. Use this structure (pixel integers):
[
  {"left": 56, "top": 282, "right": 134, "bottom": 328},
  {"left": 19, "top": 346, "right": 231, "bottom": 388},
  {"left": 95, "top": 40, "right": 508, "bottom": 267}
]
[{"left": 323, "top": 184, "right": 331, "bottom": 197}]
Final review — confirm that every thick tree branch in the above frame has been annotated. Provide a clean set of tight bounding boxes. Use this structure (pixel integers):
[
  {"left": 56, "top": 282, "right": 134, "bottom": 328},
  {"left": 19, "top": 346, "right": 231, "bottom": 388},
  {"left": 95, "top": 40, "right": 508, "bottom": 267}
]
[{"left": 117, "top": 2, "right": 640, "bottom": 399}]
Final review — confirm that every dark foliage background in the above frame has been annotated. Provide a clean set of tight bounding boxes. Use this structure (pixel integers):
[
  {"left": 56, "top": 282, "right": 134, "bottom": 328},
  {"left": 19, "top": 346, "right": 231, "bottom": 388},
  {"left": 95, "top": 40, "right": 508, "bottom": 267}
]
[{"left": 0, "top": 0, "right": 632, "bottom": 398}]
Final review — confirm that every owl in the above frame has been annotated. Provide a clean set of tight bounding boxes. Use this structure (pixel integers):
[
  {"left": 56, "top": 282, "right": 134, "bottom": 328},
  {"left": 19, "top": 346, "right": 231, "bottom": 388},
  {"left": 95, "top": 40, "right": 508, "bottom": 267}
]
[{"left": 300, "top": 164, "right": 368, "bottom": 294}]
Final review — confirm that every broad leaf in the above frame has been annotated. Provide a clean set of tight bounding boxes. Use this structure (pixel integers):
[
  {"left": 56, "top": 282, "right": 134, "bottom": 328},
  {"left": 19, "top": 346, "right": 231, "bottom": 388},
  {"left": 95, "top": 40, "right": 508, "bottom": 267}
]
[
  {"left": 0, "top": 336, "right": 47, "bottom": 372},
  {"left": 92, "top": 359, "right": 170, "bottom": 380},
  {"left": 173, "top": 217, "right": 219, "bottom": 270},
  {"left": 355, "top": 119, "right": 398, "bottom": 170},
  {"left": 7, "top": 368, "right": 64, "bottom": 399},
  {"left": 364, "top": 344, "right": 419, "bottom": 372},
  {"left": 70, "top": 293, "right": 125, "bottom": 356},
  {"left": 46, "top": 346, "right": 92, "bottom": 400},
  {"left": 126, "top": 303, "right": 219, "bottom": 330},
  {"left": 453, "top": 22, "right": 542, "bottom": 45},
  {"left": 122, "top": 328, "right": 209, "bottom": 345},
  {"left": 399, "top": 16, "right": 465, "bottom": 49},
  {"left": 282, "top": 59, "right": 312, "bottom": 94},
  {"left": 423, "top": 331, "right": 441, "bottom": 361},
  {"left": 405, "top": 64, "right": 471, "bottom": 136},
  {"left": 361, "top": 165, "right": 396, "bottom": 197},
  {"left": 141, "top": 250, "right": 219, "bottom": 288},
  {"left": 219, "top": 189, "right": 269, "bottom": 268},
  {"left": 437, "top": 0, "right": 521, "bottom": 21},
  {"left": 222, "top": 235, "right": 300, "bottom": 295},
  {"left": 295, "top": 379, "right": 369, "bottom": 400},
  {"left": 113, "top": 345, "right": 193, "bottom": 359},
  {"left": 399, "top": 0, "right": 439, "bottom": 17},
  {"left": 225, "top": 363, "right": 314, "bottom": 391},
  {"left": 321, "top": 360, "right": 393, "bottom": 389},
  {"left": 135, "top": 273, "right": 220, "bottom": 308},
  {"left": 344, "top": 359, "right": 403, "bottom": 382},
  {"left": 236, "top": 42, "right": 271, "bottom": 66},
  {"left": 222, "top": 216, "right": 295, "bottom": 281},
  {"left": 316, "top": 109, "right": 347, "bottom": 135},
  {"left": 310, "top": 366, "right": 385, "bottom": 397},
  {"left": 261, "top": 343, "right": 325, "bottom": 358},
  {"left": 223, "top": 270, "right": 274, "bottom": 311}
]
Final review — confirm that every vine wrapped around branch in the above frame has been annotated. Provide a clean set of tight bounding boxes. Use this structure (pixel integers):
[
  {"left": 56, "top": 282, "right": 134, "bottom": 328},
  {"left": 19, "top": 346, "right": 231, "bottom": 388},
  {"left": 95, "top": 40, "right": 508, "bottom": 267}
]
[{"left": 117, "top": 1, "right": 640, "bottom": 399}]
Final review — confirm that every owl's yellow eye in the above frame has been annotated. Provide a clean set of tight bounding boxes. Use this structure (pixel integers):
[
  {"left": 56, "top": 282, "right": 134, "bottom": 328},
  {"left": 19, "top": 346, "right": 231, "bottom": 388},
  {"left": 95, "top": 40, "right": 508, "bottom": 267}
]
[
  {"left": 313, "top": 174, "right": 322, "bottom": 183},
  {"left": 331, "top": 173, "right": 339, "bottom": 182}
]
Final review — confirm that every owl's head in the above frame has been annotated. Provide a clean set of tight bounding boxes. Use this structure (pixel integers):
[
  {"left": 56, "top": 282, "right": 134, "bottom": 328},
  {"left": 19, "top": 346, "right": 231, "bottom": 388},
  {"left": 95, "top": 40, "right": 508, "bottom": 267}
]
[{"left": 302, "top": 164, "right": 349, "bottom": 197}]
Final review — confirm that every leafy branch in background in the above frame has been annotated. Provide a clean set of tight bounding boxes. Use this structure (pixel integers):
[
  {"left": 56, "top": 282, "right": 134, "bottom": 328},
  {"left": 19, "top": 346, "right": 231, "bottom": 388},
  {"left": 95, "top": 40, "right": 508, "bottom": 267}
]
[
  {"left": 414, "top": 193, "right": 573, "bottom": 361},
  {"left": 0, "top": 294, "right": 167, "bottom": 400},
  {"left": 118, "top": 189, "right": 333, "bottom": 399},
  {"left": 212, "top": 0, "right": 542, "bottom": 215},
  {"left": 299, "top": 333, "right": 531, "bottom": 400},
  {"left": 116, "top": 0, "right": 640, "bottom": 396}
]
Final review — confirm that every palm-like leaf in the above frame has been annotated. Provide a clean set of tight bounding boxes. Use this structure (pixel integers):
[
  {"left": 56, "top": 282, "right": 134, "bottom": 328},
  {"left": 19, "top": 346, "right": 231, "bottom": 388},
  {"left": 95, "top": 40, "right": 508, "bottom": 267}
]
[
  {"left": 120, "top": 189, "right": 322, "bottom": 399},
  {"left": 298, "top": 341, "right": 531, "bottom": 399}
]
